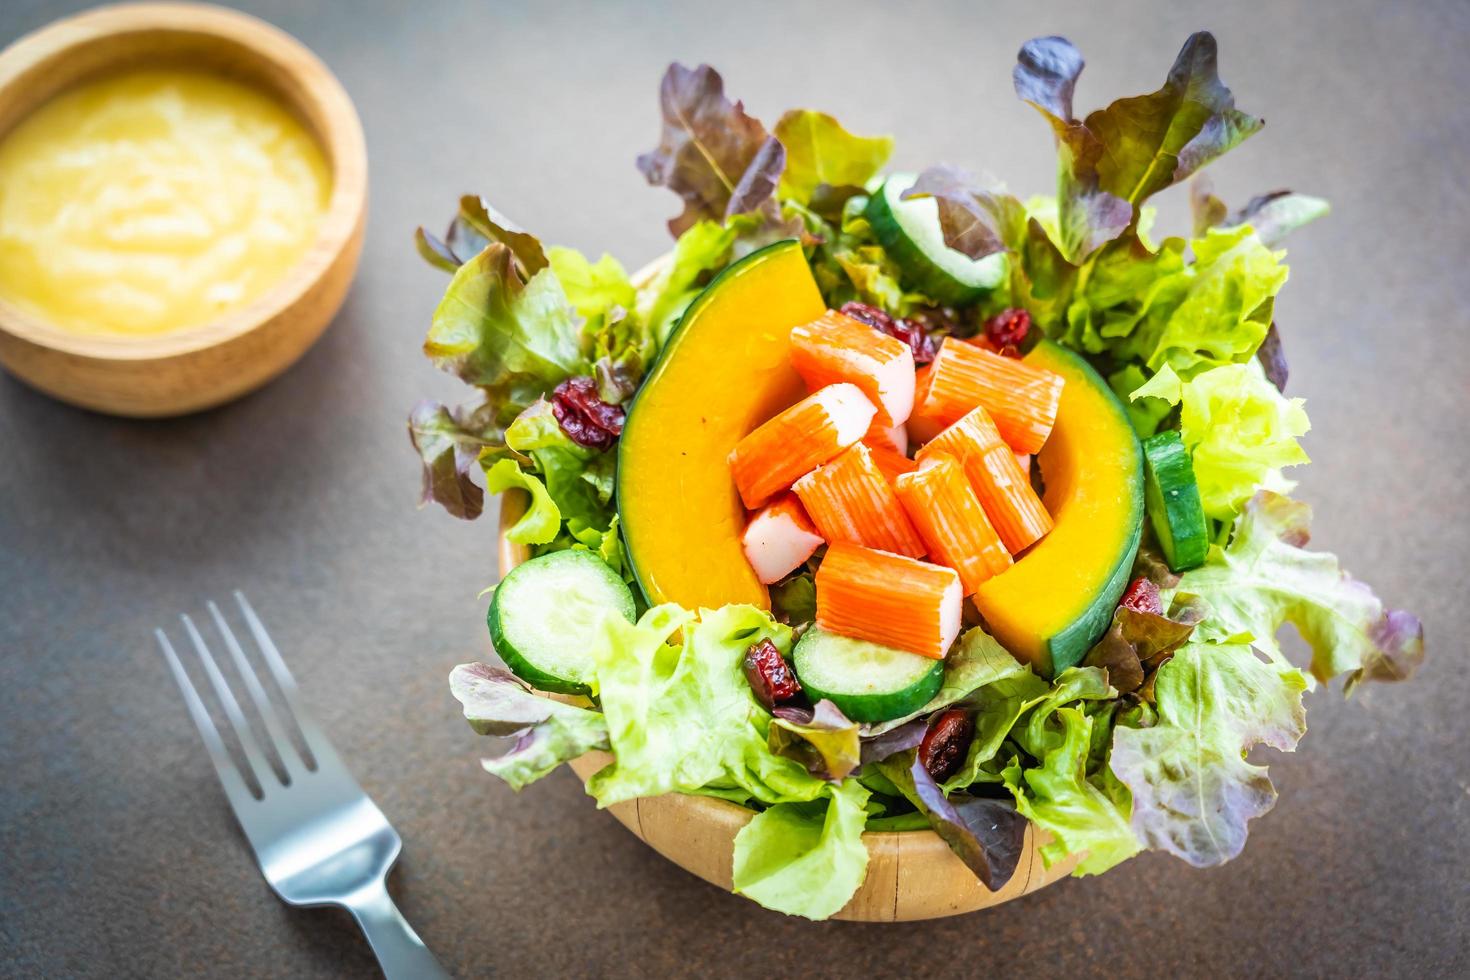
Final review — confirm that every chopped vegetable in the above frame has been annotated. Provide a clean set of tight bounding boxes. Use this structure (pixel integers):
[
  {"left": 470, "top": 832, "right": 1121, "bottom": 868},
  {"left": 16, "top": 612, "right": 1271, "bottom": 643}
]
[
  {"left": 914, "top": 337, "right": 1064, "bottom": 453},
  {"left": 741, "top": 494, "right": 824, "bottom": 585},
  {"left": 918, "top": 407, "right": 1053, "bottom": 553},
  {"left": 794, "top": 443, "right": 926, "bottom": 557},
  {"left": 728, "top": 382, "right": 876, "bottom": 510},
  {"left": 790, "top": 310, "right": 916, "bottom": 425},
  {"left": 815, "top": 543, "right": 961, "bottom": 660},
  {"left": 895, "top": 453, "right": 1011, "bottom": 595}
]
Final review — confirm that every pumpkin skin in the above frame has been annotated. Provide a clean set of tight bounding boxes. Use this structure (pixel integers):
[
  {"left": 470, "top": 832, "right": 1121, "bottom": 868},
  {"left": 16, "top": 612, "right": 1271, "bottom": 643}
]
[
  {"left": 971, "top": 340, "right": 1145, "bottom": 677},
  {"left": 618, "top": 240, "right": 827, "bottom": 610}
]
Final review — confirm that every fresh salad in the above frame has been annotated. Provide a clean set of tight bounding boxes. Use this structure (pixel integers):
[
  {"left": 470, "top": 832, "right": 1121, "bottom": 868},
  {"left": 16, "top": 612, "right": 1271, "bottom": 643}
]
[{"left": 411, "top": 33, "right": 1425, "bottom": 920}]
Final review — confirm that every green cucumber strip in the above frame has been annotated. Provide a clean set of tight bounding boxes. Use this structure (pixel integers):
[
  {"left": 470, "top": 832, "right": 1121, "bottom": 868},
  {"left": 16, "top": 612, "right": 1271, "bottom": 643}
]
[
  {"left": 865, "top": 173, "right": 1005, "bottom": 306},
  {"left": 1142, "top": 430, "right": 1209, "bottom": 572},
  {"left": 793, "top": 628, "right": 944, "bottom": 724},
  {"left": 488, "top": 550, "right": 635, "bottom": 695}
]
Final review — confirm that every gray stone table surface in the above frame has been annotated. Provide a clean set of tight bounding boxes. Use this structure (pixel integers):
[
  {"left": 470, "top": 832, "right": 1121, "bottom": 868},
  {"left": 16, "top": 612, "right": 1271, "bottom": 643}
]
[{"left": 2, "top": 1, "right": 1467, "bottom": 977}]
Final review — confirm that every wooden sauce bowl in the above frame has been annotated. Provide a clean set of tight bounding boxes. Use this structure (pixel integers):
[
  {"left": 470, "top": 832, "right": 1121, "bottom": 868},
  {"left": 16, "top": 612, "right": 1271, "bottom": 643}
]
[
  {"left": 0, "top": 3, "right": 367, "bottom": 416},
  {"left": 497, "top": 491, "right": 1077, "bottom": 920}
]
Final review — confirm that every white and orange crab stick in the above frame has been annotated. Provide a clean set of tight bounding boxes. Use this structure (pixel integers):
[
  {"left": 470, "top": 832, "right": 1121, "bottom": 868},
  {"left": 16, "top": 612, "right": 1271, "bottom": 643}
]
[
  {"left": 865, "top": 442, "right": 918, "bottom": 487},
  {"left": 894, "top": 453, "right": 1011, "bottom": 595},
  {"left": 815, "top": 543, "right": 962, "bottom": 660},
  {"left": 729, "top": 382, "right": 876, "bottom": 510},
  {"left": 862, "top": 416, "right": 908, "bottom": 455},
  {"left": 794, "top": 443, "right": 926, "bottom": 558},
  {"left": 790, "top": 311, "right": 916, "bottom": 426},
  {"left": 741, "top": 493, "right": 824, "bottom": 585},
  {"left": 913, "top": 337, "right": 1064, "bottom": 453},
  {"left": 918, "top": 406, "right": 1053, "bottom": 553}
]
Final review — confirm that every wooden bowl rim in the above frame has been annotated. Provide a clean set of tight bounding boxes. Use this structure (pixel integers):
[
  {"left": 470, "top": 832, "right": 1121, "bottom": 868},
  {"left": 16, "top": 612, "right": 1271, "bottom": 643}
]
[{"left": 0, "top": 2, "right": 368, "bottom": 361}]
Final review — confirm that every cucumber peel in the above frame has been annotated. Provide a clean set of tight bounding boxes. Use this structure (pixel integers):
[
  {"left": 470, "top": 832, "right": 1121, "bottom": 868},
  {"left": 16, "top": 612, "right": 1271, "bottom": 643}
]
[
  {"left": 1142, "top": 430, "right": 1209, "bottom": 572},
  {"left": 793, "top": 628, "right": 944, "bottom": 723},
  {"left": 865, "top": 173, "right": 1005, "bottom": 305},
  {"left": 489, "top": 550, "right": 635, "bottom": 695}
]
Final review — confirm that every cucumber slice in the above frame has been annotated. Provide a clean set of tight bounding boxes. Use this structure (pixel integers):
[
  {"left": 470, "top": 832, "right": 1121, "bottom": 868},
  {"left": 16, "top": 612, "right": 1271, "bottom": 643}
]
[
  {"left": 865, "top": 172, "right": 1006, "bottom": 306},
  {"left": 488, "top": 550, "right": 635, "bottom": 695},
  {"left": 792, "top": 628, "right": 944, "bottom": 723},
  {"left": 1142, "top": 430, "right": 1209, "bottom": 572}
]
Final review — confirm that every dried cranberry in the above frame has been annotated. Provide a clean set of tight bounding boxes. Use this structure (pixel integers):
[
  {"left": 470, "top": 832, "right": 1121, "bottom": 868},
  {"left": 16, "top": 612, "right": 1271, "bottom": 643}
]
[
  {"left": 839, "top": 301, "right": 937, "bottom": 365},
  {"left": 918, "top": 709, "right": 974, "bottom": 783},
  {"left": 984, "top": 308, "right": 1031, "bottom": 350},
  {"left": 551, "top": 376, "right": 625, "bottom": 451},
  {"left": 743, "top": 639, "right": 801, "bottom": 710},
  {"left": 1119, "top": 577, "right": 1163, "bottom": 616}
]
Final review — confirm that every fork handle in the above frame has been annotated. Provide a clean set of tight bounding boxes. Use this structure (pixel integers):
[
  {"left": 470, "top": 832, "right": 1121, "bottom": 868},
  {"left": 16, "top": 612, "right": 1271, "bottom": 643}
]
[{"left": 343, "top": 879, "right": 451, "bottom": 980}]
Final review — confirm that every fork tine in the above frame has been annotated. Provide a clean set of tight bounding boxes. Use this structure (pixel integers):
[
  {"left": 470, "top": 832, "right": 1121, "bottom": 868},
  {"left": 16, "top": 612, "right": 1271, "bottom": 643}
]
[
  {"left": 233, "top": 591, "right": 341, "bottom": 770},
  {"left": 208, "top": 600, "right": 307, "bottom": 780},
  {"left": 155, "top": 628, "right": 258, "bottom": 809},
  {"left": 182, "top": 613, "right": 277, "bottom": 792}
]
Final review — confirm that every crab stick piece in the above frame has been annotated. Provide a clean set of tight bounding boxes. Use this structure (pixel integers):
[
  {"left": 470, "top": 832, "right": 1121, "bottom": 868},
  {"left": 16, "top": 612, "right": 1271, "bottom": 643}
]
[
  {"left": 729, "top": 383, "right": 876, "bottom": 510},
  {"left": 865, "top": 442, "right": 918, "bottom": 487},
  {"left": 917, "top": 407, "right": 1053, "bottom": 553},
  {"left": 863, "top": 417, "right": 908, "bottom": 455},
  {"left": 791, "top": 311, "right": 916, "bottom": 426},
  {"left": 913, "top": 337, "right": 1064, "bottom": 453},
  {"left": 816, "top": 543, "right": 962, "bottom": 660},
  {"left": 742, "top": 494, "right": 824, "bottom": 584},
  {"left": 894, "top": 453, "right": 1011, "bottom": 594},
  {"left": 794, "top": 443, "right": 926, "bottom": 557}
]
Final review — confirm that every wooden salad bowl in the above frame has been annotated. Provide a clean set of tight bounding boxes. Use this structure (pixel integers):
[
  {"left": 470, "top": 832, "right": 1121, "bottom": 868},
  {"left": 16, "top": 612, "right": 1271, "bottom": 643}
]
[
  {"left": 0, "top": 3, "right": 367, "bottom": 416},
  {"left": 497, "top": 490, "right": 1077, "bottom": 920}
]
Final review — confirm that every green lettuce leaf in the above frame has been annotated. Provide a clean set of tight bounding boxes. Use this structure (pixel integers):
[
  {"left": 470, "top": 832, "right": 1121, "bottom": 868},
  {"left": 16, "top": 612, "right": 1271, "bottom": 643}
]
[
  {"left": 423, "top": 243, "right": 586, "bottom": 427},
  {"left": 1144, "top": 227, "right": 1288, "bottom": 376},
  {"left": 637, "top": 63, "right": 784, "bottom": 236},
  {"left": 1002, "top": 705, "right": 1141, "bottom": 876},
  {"left": 1109, "top": 642, "right": 1307, "bottom": 866},
  {"left": 504, "top": 400, "right": 613, "bottom": 538},
  {"left": 1131, "top": 362, "right": 1310, "bottom": 520},
  {"left": 1172, "top": 492, "right": 1425, "bottom": 688},
  {"left": 587, "top": 604, "right": 830, "bottom": 807},
  {"left": 939, "top": 670, "right": 1052, "bottom": 793},
  {"left": 774, "top": 110, "right": 893, "bottom": 211},
  {"left": 483, "top": 458, "right": 559, "bottom": 545},
  {"left": 731, "top": 778, "right": 870, "bottom": 920},
  {"left": 448, "top": 664, "right": 609, "bottom": 790},
  {"left": 635, "top": 219, "right": 737, "bottom": 343},
  {"left": 546, "top": 246, "right": 635, "bottom": 322}
]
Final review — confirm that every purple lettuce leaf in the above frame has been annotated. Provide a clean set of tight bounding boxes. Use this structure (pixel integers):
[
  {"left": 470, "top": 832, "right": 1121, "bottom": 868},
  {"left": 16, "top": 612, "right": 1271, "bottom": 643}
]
[
  {"left": 448, "top": 663, "right": 610, "bottom": 790},
  {"left": 769, "top": 700, "right": 861, "bottom": 781},
  {"left": 875, "top": 750, "right": 1026, "bottom": 891},
  {"left": 637, "top": 63, "right": 783, "bottom": 236}
]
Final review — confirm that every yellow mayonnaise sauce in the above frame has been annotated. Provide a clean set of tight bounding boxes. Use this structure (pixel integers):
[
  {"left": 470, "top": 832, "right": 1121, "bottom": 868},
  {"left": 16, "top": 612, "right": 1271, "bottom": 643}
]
[{"left": 0, "top": 68, "right": 331, "bottom": 337}]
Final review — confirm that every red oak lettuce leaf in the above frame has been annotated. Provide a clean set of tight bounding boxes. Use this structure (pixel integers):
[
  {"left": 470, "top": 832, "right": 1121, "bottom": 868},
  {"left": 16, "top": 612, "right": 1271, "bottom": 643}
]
[
  {"left": 448, "top": 663, "right": 610, "bottom": 790},
  {"left": 415, "top": 195, "right": 549, "bottom": 277},
  {"left": 1014, "top": 33, "right": 1262, "bottom": 261},
  {"left": 875, "top": 750, "right": 1027, "bottom": 891},
  {"left": 637, "top": 63, "right": 784, "bottom": 236},
  {"left": 1110, "top": 642, "right": 1307, "bottom": 866},
  {"left": 1172, "top": 491, "right": 1425, "bottom": 691}
]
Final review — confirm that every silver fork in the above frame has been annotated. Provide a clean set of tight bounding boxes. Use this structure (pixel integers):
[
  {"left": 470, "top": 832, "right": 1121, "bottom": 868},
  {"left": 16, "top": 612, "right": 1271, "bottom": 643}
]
[{"left": 156, "top": 592, "right": 450, "bottom": 980}]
